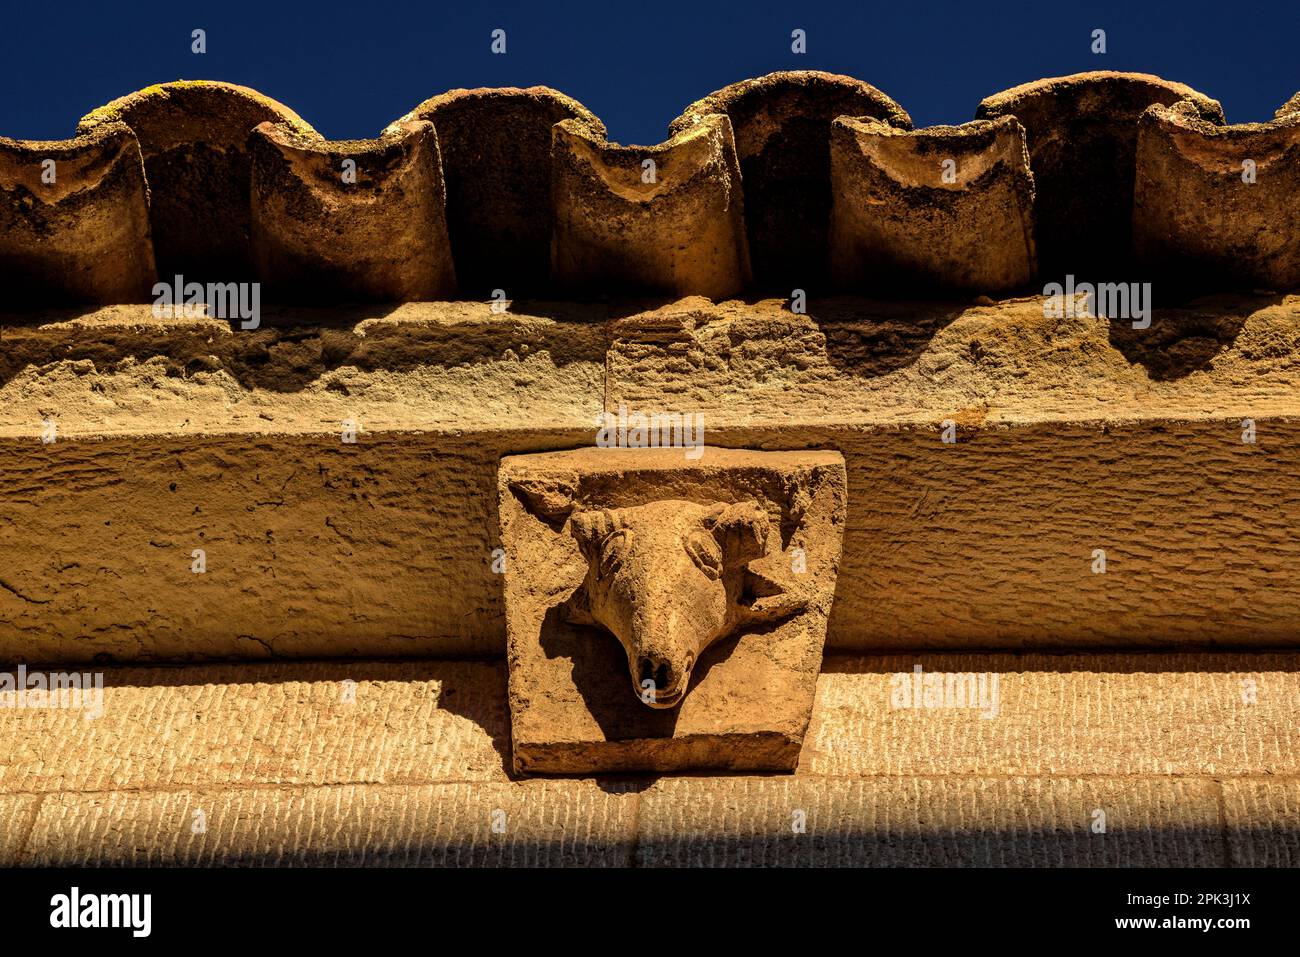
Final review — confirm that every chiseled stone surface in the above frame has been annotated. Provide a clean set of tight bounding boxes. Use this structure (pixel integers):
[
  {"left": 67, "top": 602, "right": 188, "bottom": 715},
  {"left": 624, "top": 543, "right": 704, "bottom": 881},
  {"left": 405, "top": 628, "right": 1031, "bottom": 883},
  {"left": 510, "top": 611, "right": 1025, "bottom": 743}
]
[
  {"left": 0, "top": 661, "right": 510, "bottom": 794},
  {"left": 805, "top": 654, "right": 1300, "bottom": 777},
  {"left": 1223, "top": 780, "right": 1300, "bottom": 867},
  {"left": 20, "top": 782, "right": 637, "bottom": 867},
  {"left": 0, "top": 795, "right": 39, "bottom": 863},
  {"left": 0, "top": 655, "right": 1295, "bottom": 865},
  {"left": 636, "top": 776, "right": 1224, "bottom": 867},
  {"left": 608, "top": 294, "right": 1300, "bottom": 651},
  {"left": 10, "top": 295, "right": 1300, "bottom": 661},
  {"left": 0, "top": 303, "right": 605, "bottom": 664}
]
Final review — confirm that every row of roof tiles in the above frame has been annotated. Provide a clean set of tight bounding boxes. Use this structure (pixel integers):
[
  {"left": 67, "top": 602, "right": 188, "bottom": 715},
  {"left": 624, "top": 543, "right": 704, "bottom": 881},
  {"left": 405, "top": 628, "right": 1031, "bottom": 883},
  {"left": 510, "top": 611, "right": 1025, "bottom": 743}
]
[{"left": 1, "top": 70, "right": 1298, "bottom": 306}]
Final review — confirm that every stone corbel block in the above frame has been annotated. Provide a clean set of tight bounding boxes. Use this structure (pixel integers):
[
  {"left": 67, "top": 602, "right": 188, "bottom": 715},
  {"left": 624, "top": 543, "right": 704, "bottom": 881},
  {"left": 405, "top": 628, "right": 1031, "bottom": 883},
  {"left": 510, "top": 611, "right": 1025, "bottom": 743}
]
[
  {"left": 670, "top": 70, "right": 912, "bottom": 287},
  {"left": 1133, "top": 100, "right": 1300, "bottom": 292},
  {"left": 828, "top": 115, "right": 1036, "bottom": 293},
  {"left": 249, "top": 121, "right": 456, "bottom": 301},
  {"left": 78, "top": 81, "right": 314, "bottom": 282},
  {"left": 976, "top": 71, "right": 1223, "bottom": 277},
  {"left": 499, "top": 447, "right": 847, "bottom": 775},
  {"left": 384, "top": 87, "right": 605, "bottom": 294},
  {"left": 550, "top": 116, "right": 752, "bottom": 300},
  {"left": 0, "top": 122, "right": 156, "bottom": 304}
]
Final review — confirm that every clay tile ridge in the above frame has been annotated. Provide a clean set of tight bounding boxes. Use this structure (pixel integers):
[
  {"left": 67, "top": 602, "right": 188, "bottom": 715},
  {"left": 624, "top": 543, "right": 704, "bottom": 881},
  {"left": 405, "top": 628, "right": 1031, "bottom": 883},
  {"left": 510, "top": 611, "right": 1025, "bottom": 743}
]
[{"left": 2, "top": 70, "right": 1297, "bottom": 306}]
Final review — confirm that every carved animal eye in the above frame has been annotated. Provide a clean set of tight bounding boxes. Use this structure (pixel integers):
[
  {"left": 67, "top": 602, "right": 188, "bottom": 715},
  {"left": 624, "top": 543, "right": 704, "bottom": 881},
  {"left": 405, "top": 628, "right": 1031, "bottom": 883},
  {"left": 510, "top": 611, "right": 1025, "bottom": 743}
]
[
  {"left": 685, "top": 530, "right": 723, "bottom": 580},
  {"left": 598, "top": 530, "right": 631, "bottom": 577}
]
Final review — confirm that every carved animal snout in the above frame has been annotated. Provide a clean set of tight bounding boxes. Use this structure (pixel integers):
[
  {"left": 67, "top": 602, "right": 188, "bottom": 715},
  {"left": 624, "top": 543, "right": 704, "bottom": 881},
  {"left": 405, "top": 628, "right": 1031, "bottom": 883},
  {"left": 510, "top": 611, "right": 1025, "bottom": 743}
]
[{"left": 566, "top": 499, "right": 772, "bottom": 708}]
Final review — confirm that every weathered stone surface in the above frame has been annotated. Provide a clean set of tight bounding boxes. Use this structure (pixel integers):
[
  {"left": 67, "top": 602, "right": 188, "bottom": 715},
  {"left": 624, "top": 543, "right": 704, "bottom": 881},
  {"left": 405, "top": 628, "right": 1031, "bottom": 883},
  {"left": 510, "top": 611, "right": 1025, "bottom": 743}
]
[
  {"left": 249, "top": 120, "right": 456, "bottom": 301},
  {"left": 550, "top": 116, "right": 751, "bottom": 299},
  {"left": 386, "top": 87, "right": 605, "bottom": 294},
  {"left": 0, "top": 303, "right": 605, "bottom": 663},
  {"left": 977, "top": 72, "right": 1224, "bottom": 278},
  {"left": 670, "top": 71, "right": 912, "bottom": 288},
  {"left": 77, "top": 81, "right": 313, "bottom": 282},
  {"left": 0, "top": 655, "right": 1296, "bottom": 865},
  {"left": 0, "top": 661, "right": 509, "bottom": 793},
  {"left": 807, "top": 654, "right": 1300, "bottom": 776},
  {"left": 1134, "top": 103, "right": 1300, "bottom": 292},
  {"left": 0, "top": 795, "right": 39, "bottom": 864},
  {"left": 828, "top": 115, "right": 1035, "bottom": 293},
  {"left": 637, "top": 776, "right": 1223, "bottom": 867},
  {"left": 0, "top": 123, "right": 156, "bottom": 303},
  {"left": 606, "top": 295, "right": 1300, "bottom": 650},
  {"left": 500, "top": 447, "right": 846, "bottom": 774},
  {"left": 17, "top": 781, "right": 636, "bottom": 866},
  {"left": 9, "top": 294, "right": 1300, "bottom": 660}
]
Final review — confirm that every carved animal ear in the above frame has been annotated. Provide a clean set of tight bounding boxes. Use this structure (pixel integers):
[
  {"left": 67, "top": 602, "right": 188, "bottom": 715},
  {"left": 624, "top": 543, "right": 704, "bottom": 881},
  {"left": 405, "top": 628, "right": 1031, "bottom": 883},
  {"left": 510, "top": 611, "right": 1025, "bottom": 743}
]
[
  {"left": 569, "top": 509, "right": 618, "bottom": 561},
  {"left": 705, "top": 501, "right": 769, "bottom": 567},
  {"left": 509, "top": 476, "right": 577, "bottom": 529},
  {"left": 560, "top": 583, "right": 598, "bottom": 626}
]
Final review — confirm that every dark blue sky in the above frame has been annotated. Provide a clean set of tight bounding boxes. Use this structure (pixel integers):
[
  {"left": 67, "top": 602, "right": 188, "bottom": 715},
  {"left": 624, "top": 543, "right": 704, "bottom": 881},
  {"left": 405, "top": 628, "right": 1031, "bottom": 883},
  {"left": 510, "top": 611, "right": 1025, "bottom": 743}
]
[{"left": 2, "top": 0, "right": 1296, "bottom": 143}]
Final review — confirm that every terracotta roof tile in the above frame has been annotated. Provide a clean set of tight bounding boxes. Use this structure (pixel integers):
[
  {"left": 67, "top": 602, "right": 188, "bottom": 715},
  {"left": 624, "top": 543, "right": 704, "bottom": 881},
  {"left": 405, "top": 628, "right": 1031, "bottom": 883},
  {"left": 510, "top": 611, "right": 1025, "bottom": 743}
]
[
  {"left": 76, "top": 81, "right": 311, "bottom": 284},
  {"left": 249, "top": 120, "right": 456, "bottom": 301},
  {"left": 1134, "top": 103, "right": 1300, "bottom": 291},
  {"left": 670, "top": 71, "right": 912, "bottom": 286},
  {"left": 385, "top": 86, "right": 604, "bottom": 295},
  {"left": 975, "top": 71, "right": 1225, "bottom": 277},
  {"left": 551, "top": 114, "right": 750, "bottom": 298},
  {"left": 829, "top": 115, "right": 1035, "bottom": 293},
  {"left": 0, "top": 122, "right": 155, "bottom": 304},
  {"left": 1, "top": 70, "right": 1296, "bottom": 305}
]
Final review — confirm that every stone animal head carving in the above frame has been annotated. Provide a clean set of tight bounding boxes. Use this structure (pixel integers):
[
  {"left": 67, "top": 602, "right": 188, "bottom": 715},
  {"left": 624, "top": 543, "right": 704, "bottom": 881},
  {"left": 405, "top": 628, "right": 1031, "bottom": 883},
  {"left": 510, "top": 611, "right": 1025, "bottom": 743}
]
[{"left": 563, "top": 499, "right": 805, "bottom": 709}]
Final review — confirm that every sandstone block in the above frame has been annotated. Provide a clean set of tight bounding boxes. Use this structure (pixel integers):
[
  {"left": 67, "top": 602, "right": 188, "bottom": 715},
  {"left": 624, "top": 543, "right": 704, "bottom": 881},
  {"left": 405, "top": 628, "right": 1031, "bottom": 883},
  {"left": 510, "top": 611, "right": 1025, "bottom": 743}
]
[
  {"left": 636, "top": 776, "right": 1223, "bottom": 867},
  {"left": 499, "top": 447, "right": 846, "bottom": 774},
  {"left": 17, "top": 781, "right": 636, "bottom": 867},
  {"left": 0, "top": 660, "right": 509, "bottom": 794},
  {"left": 1223, "top": 780, "right": 1300, "bottom": 867}
]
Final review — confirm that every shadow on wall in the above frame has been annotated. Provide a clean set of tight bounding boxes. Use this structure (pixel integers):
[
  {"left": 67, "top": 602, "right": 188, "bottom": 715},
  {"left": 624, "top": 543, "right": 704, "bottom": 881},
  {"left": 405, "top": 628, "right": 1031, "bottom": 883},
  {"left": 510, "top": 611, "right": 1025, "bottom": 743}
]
[
  {"left": 1104, "top": 293, "right": 1279, "bottom": 381},
  {"left": 17, "top": 823, "right": 1242, "bottom": 867},
  {"left": 0, "top": 299, "right": 609, "bottom": 392}
]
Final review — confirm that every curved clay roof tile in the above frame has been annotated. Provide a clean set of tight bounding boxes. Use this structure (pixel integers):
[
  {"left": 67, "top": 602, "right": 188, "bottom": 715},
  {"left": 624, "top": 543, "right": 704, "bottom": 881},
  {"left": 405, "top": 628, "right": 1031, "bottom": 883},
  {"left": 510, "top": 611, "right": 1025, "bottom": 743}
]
[
  {"left": 249, "top": 120, "right": 456, "bottom": 302},
  {"left": 670, "top": 71, "right": 912, "bottom": 289},
  {"left": 829, "top": 116, "right": 1036, "bottom": 294},
  {"left": 1134, "top": 104, "right": 1300, "bottom": 291},
  {"left": 976, "top": 71, "right": 1224, "bottom": 279},
  {"left": 0, "top": 122, "right": 156, "bottom": 304},
  {"left": 551, "top": 115, "right": 751, "bottom": 299},
  {"left": 77, "top": 81, "right": 314, "bottom": 284},
  {"left": 386, "top": 87, "right": 605, "bottom": 295}
]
